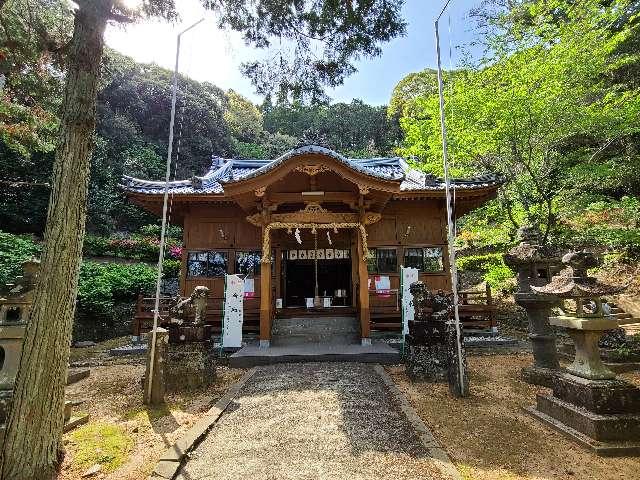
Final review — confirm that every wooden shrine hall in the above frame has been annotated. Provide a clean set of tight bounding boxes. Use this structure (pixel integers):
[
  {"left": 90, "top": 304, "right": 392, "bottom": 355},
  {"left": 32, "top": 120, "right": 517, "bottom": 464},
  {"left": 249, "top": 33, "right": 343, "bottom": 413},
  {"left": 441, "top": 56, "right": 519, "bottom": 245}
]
[{"left": 121, "top": 145, "right": 501, "bottom": 348}]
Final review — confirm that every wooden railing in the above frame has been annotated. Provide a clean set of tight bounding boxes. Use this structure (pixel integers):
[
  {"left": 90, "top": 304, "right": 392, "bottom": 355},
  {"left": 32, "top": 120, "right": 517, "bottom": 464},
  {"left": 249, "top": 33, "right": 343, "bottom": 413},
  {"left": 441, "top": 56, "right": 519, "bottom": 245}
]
[
  {"left": 132, "top": 294, "right": 260, "bottom": 336},
  {"left": 368, "top": 283, "right": 497, "bottom": 332},
  {"left": 458, "top": 283, "right": 497, "bottom": 330}
]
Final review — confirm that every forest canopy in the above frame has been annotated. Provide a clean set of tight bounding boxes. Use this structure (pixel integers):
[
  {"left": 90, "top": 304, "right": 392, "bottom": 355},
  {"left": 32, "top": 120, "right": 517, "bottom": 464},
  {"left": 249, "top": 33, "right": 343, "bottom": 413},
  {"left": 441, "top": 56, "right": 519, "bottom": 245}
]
[{"left": 396, "top": 0, "right": 640, "bottom": 251}]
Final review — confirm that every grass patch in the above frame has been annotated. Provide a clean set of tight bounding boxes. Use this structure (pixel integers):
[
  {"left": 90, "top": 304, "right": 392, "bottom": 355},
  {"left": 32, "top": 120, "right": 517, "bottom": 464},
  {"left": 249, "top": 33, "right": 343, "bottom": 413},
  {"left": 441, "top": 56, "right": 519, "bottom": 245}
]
[{"left": 68, "top": 422, "right": 133, "bottom": 473}]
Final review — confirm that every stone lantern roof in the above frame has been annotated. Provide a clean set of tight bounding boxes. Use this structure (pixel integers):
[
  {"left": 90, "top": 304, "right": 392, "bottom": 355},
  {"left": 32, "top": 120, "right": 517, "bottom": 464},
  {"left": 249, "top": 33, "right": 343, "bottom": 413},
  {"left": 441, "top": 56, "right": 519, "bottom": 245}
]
[
  {"left": 503, "top": 226, "right": 562, "bottom": 267},
  {"left": 531, "top": 251, "right": 625, "bottom": 299}
]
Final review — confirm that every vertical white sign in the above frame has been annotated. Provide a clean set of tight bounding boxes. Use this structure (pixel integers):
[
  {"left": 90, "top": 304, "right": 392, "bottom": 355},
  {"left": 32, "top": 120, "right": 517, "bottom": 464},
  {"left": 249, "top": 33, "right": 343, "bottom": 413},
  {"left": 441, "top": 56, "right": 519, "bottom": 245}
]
[
  {"left": 401, "top": 267, "right": 419, "bottom": 336},
  {"left": 222, "top": 274, "right": 244, "bottom": 348}
]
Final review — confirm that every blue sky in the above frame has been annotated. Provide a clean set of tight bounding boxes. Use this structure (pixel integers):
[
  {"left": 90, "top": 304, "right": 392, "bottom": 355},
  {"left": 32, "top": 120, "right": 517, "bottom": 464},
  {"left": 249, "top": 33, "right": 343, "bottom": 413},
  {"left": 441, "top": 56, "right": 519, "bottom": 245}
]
[{"left": 106, "top": 0, "right": 482, "bottom": 106}]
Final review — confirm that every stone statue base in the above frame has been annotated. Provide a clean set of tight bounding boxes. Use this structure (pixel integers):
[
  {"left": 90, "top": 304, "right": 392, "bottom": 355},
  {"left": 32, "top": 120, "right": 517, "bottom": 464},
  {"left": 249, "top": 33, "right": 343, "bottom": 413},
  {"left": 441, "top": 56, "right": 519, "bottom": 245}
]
[
  {"left": 405, "top": 341, "right": 448, "bottom": 382},
  {"left": 526, "top": 372, "right": 640, "bottom": 456},
  {"left": 521, "top": 365, "right": 558, "bottom": 388},
  {"left": 165, "top": 341, "right": 216, "bottom": 391}
]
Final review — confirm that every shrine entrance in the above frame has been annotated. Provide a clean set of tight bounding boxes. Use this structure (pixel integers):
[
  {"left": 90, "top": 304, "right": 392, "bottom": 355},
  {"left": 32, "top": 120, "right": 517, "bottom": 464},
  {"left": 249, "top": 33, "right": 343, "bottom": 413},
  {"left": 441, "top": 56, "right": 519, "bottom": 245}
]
[{"left": 282, "top": 255, "right": 352, "bottom": 309}]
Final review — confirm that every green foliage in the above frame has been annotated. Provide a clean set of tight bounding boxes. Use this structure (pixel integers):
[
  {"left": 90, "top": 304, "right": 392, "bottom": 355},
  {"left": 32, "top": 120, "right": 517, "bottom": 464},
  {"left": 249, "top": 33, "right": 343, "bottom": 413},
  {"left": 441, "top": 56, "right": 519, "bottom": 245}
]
[
  {"left": 83, "top": 233, "right": 182, "bottom": 262},
  {"left": 0, "top": 231, "right": 41, "bottom": 286},
  {"left": 224, "top": 89, "right": 263, "bottom": 142},
  {"left": 397, "top": 0, "right": 640, "bottom": 249},
  {"left": 263, "top": 99, "right": 400, "bottom": 155},
  {"left": 0, "top": 0, "right": 72, "bottom": 156},
  {"left": 457, "top": 253, "right": 515, "bottom": 292},
  {"left": 76, "top": 262, "right": 156, "bottom": 316},
  {"left": 484, "top": 263, "right": 516, "bottom": 292},
  {"left": 162, "top": 259, "right": 180, "bottom": 278},
  {"left": 457, "top": 253, "right": 505, "bottom": 272}
]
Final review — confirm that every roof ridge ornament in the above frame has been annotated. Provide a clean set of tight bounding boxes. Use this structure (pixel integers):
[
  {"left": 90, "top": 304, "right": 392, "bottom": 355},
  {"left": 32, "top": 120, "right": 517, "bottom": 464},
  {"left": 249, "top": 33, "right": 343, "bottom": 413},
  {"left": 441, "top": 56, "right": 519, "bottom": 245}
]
[{"left": 294, "top": 164, "right": 331, "bottom": 176}]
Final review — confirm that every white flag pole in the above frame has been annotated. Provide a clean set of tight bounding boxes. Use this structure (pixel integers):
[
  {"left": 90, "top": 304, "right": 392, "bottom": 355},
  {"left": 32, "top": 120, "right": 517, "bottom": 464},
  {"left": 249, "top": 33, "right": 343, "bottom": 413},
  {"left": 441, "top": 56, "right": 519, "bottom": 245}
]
[
  {"left": 434, "top": 1, "right": 466, "bottom": 394},
  {"left": 146, "top": 18, "right": 205, "bottom": 404}
]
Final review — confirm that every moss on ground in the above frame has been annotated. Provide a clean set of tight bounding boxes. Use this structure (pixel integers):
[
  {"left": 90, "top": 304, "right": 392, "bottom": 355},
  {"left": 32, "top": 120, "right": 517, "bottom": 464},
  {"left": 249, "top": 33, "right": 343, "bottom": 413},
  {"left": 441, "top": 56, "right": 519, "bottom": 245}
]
[{"left": 67, "top": 421, "right": 133, "bottom": 472}]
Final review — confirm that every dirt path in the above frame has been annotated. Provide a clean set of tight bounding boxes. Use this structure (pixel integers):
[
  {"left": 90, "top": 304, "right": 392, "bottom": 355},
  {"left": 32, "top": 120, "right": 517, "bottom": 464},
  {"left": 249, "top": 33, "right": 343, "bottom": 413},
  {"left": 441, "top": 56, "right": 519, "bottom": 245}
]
[{"left": 176, "top": 362, "right": 455, "bottom": 480}]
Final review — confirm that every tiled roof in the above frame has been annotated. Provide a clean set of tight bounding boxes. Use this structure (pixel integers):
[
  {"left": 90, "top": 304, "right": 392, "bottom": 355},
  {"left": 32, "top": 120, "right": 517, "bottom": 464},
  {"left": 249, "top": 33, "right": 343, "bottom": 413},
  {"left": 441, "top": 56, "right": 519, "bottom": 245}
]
[{"left": 120, "top": 145, "right": 502, "bottom": 196}]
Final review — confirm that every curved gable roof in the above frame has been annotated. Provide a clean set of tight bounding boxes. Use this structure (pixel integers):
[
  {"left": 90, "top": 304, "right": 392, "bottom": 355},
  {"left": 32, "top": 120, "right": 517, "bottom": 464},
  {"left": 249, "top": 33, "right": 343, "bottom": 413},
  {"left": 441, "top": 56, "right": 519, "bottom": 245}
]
[{"left": 120, "top": 144, "right": 502, "bottom": 197}]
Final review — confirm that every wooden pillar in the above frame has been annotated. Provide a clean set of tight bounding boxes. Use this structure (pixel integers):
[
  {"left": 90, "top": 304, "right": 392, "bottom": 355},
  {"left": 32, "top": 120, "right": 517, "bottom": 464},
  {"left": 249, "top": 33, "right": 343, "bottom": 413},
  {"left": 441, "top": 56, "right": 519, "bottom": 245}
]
[
  {"left": 356, "top": 227, "right": 371, "bottom": 344},
  {"left": 259, "top": 227, "right": 272, "bottom": 348}
]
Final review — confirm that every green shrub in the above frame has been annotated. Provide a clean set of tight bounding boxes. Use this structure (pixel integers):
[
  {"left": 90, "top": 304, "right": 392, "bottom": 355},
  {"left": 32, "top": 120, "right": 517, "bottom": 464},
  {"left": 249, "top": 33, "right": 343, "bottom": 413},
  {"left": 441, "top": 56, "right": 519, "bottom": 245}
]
[
  {"left": 457, "top": 253, "right": 515, "bottom": 292},
  {"left": 456, "top": 253, "right": 504, "bottom": 272},
  {"left": 77, "top": 262, "right": 156, "bottom": 316},
  {"left": 0, "top": 231, "right": 41, "bottom": 285},
  {"left": 83, "top": 233, "right": 182, "bottom": 261},
  {"left": 484, "top": 263, "right": 516, "bottom": 291},
  {"left": 162, "top": 259, "right": 180, "bottom": 278}
]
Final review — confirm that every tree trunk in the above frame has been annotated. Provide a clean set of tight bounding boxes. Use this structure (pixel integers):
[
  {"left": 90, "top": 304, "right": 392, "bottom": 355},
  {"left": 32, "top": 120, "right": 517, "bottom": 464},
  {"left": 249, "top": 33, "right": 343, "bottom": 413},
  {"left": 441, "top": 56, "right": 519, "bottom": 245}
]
[{"left": 0, "top": 2, "right": 111, "bottom": 479}]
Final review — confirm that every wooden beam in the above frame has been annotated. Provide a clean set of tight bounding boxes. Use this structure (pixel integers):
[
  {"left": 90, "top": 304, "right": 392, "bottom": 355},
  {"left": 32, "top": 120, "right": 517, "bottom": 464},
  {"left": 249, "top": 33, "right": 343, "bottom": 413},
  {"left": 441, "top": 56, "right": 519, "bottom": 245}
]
[{"left": 268, "top": 191, "right": 359, "bottom": 205}]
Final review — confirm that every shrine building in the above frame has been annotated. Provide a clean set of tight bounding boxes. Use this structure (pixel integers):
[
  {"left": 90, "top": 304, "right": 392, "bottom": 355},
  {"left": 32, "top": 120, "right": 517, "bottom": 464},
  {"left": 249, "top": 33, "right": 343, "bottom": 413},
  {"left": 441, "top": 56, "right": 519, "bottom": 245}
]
[{"left": 121, "top": 145, "right": 501, "bottom": 347}]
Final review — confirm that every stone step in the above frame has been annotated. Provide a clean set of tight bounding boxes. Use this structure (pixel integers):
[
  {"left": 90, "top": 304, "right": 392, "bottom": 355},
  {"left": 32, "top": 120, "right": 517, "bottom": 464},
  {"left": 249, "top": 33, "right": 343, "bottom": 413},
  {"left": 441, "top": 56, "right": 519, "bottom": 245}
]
[
  {"left": 271, "top": 316, "right": 360, "bottom": 346},
  {"left": 230, "top": 342, "right": 400, "bottom": 367}
]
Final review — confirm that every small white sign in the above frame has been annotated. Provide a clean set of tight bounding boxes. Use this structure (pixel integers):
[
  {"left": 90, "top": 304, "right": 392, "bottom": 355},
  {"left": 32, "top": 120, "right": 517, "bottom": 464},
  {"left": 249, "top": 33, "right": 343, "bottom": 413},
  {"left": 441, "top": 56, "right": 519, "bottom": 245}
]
[
  {"left": 316, "top": 249, "right": 325, "bottom": 259},
  {"left": 401, "top": 267, "right": 419, "bottom": 336},
  {"left": 289, "top": 250, "right": 297, "bottom": 260},
  {"left": 308, "top": 249, "right": 316, "bottom": 259},
  {"left": 243, "top": 277, "right": 255, "bottom": 298},
  {"left": 323, "top": 297, "right": 332, "bottom": 308},
  {"left": 222, "top": 274, "right": 244, "bottom": 348},
  {"left": 325, "top": 249, "right": 334, "bottom": 260},
  {"left": 305, "top": 297, "right": 314, "bottom": 308},
  {"left": 299, "top": 250, "right": 307, "bottom": 260}
]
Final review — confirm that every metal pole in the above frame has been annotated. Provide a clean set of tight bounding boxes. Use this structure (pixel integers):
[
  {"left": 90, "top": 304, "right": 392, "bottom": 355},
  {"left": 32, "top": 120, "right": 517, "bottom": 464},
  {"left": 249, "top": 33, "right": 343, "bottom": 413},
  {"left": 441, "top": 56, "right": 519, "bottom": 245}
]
[
  {"left": 435, "top": 11, "right": 466, "bottom": 394},
  {"left": 146, "top": 18, "right": 205, "bottom": 403}
]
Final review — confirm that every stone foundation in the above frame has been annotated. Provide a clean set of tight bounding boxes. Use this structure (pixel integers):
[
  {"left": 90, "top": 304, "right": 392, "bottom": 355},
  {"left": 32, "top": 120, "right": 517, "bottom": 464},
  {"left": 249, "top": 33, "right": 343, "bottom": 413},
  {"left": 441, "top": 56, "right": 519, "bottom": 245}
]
[
  {"left": 405, "top": 342, "right": 448, "bottom": 382},
  {"left": 526, "top": 372, "right": 640, "bottom": 456},
  {"left": 165, "top": 342, "right": 216, "bottom": 391},
  {"left": 521, "top": 365, "right": 558, "bottom": 389}
]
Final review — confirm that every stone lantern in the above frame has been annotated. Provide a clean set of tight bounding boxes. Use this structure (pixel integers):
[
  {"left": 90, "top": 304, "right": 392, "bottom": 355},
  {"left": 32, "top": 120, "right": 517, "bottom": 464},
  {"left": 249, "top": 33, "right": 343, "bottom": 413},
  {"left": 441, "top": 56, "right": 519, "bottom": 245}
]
[
  {"left": 531, "top": 251, "right": 624, "bottom": 380},
  {"left": 0, "top": 258, "right": 39, "bottom": 441},
  {"left": 526, "top": 251, "right": 640, "bottom": 456},
  {"left": 504, "top": 227, "right": 562, "bottom": 387}
]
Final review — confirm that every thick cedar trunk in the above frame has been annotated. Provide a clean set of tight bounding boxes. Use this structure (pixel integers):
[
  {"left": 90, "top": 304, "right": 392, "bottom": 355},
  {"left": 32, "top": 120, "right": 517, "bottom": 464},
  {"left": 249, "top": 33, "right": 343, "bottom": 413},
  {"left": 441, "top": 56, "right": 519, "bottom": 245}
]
[{"left": 0, "top": 2, "right": 111, "bottom": 479}]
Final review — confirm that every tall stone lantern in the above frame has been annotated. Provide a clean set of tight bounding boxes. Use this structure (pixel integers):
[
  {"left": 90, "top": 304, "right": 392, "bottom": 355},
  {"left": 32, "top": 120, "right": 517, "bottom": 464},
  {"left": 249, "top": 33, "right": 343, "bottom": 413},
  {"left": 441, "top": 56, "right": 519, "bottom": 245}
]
[
  {"left": 531, "top": 251, "right": 624, "bottom": 380},
  {"left": 526, "top": 251, "right": 640, "bottom": 456},
  {"left": 504, "top": 227, "right": 562, "bottom": 387}
]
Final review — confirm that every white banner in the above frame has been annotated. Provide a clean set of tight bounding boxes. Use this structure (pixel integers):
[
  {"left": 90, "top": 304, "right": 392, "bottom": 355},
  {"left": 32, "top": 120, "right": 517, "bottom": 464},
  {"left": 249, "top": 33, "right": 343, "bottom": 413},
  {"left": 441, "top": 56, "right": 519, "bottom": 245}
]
[
  {"left": 222, "top": 274, "right": 244, "bottom": 348},
  {"left": 401, "top": 267, "right": 419, "bottom": 336}
]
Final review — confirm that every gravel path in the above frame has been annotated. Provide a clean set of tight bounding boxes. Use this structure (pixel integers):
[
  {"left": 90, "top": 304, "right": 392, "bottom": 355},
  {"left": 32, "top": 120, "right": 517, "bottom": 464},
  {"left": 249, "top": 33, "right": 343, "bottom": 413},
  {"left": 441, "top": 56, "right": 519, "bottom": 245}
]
[{"left": 176, "top": 362, "right": 452, "bottom": 480}]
